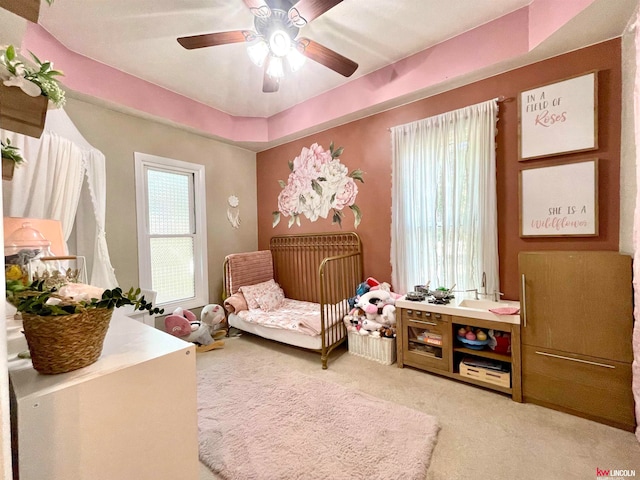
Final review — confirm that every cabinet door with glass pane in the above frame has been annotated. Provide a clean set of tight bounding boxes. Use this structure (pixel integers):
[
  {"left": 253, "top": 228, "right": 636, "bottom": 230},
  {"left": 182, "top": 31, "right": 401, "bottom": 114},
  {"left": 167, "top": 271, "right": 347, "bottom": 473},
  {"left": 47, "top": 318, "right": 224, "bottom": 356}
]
[{"left": 401, "top": 310, "right": 450, "bottom": 371}]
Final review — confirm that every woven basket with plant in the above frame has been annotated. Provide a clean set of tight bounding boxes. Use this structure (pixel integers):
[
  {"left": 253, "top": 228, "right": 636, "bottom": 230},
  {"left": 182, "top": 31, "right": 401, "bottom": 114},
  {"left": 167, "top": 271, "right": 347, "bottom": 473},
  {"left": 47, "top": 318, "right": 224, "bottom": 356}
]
[{"left": 9, "top": 281, "right": 163, "bottom": 375}]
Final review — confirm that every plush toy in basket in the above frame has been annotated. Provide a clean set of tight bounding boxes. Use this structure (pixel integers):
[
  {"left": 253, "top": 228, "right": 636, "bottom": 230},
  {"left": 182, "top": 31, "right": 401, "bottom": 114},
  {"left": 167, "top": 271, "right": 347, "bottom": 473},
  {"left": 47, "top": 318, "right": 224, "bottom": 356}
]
[{"left": 344, "top": 277, "right": 401, "bottom": 340}]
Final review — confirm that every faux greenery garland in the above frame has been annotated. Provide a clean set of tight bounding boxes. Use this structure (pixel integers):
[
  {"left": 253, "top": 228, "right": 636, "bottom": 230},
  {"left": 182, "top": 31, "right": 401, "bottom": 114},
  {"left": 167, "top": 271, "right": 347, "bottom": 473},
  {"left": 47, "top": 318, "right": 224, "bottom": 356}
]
[{"left": 9, "top": 280, "right": 164, "bottom": 317}]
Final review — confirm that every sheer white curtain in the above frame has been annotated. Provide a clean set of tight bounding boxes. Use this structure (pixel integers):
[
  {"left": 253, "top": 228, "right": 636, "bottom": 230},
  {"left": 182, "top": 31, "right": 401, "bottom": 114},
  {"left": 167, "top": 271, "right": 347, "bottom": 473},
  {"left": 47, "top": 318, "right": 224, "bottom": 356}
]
[
  {"left": 390, "top": 99, "right": 499, "bottom": 295},
  {"left": 1, "top": 130, "right": 84, "bottom": 240},
  {"left": 82, "top": 150, "right": 117, "bottom": 288}
]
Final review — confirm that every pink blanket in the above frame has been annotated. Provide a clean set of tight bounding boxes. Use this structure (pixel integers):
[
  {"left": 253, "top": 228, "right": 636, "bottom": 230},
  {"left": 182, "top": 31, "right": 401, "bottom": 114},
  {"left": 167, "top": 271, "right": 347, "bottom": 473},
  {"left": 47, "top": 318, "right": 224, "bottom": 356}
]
[
  {"left": 224, "top": 293, "right": 248, "bottom": 314},
  {"left": 236, "top": 299, "right": 341, "bottom": 336}
]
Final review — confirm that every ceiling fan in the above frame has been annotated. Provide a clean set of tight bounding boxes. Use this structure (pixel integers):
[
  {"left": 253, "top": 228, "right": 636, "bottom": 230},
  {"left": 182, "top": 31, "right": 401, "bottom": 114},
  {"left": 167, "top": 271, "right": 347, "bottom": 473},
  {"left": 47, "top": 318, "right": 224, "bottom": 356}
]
[{"left": 177, "top": 0, "right": 358, "bottom": 93}]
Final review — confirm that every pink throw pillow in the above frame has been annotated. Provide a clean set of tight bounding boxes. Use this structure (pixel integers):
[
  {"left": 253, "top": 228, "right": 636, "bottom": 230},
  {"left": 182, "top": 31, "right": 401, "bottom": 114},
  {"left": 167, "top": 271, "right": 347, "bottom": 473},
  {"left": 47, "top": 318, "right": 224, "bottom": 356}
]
[
  {"left": 257, "top": 284, "right": 285, "bottom": 312},
  {"left": 239, "top": 279, "right": 278, "bottom": 309}
]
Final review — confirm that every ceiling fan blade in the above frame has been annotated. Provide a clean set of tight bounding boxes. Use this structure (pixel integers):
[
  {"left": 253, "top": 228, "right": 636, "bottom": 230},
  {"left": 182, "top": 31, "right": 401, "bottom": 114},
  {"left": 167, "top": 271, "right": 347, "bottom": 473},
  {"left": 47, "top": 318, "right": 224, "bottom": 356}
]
[
  {"left": 297, "top": 38, "right": 358, "bottom": 77},
  {"left": 177, "top": 30, "right": 254, "bottom": 50},
  {"left": 243, "top": 0, "right": 272, "bottom": 18},
  {"left": 288, "top": 0, "right": 342, "bottom": 27},
  {"left": 263, "top": 62, "right": 280, "bottom": 93}
]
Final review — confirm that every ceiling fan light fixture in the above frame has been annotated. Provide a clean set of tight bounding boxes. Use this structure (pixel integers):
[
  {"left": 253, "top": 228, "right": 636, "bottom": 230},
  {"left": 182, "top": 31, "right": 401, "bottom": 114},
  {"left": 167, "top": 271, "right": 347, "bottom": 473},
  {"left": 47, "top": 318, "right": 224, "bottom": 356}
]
[
  {"left": 247, "top": 38, "right": 269, "bottom": 67},
  {"left": 266, "top": 56, "right": 284, "bottom": 78},
  {"left": 269, "top": 30, "right": 291, "bottom": 57},
  {"left": 286, "top": 47, "right": 306, "bottom": 72}
]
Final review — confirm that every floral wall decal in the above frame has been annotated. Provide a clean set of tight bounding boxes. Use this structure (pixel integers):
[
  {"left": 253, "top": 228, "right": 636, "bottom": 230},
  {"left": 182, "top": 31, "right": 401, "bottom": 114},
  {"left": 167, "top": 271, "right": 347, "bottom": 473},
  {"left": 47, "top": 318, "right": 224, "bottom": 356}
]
[{"left": 273, "top": 142, "right": 364, "bottom": 229}]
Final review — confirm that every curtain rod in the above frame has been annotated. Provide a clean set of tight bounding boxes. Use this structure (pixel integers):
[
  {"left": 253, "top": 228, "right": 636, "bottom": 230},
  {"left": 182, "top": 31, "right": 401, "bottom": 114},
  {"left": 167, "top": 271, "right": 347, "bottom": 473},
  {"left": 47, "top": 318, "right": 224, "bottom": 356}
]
[{"left": 387, "top": 96, "right": 509, "bottom": 132}]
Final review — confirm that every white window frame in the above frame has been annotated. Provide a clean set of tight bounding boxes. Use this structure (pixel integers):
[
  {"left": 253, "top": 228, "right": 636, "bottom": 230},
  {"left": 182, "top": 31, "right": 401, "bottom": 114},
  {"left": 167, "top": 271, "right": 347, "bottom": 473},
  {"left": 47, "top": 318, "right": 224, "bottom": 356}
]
[{"left": 134, "top": 152, "right": 208, "bottom": 312}]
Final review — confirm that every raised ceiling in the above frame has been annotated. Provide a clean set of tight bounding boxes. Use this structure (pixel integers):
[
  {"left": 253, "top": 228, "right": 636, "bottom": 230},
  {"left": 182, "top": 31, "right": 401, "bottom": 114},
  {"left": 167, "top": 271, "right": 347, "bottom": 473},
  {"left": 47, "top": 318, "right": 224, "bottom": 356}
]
[
  {"left": 1, "top": 0, "right": 636, "bottom": 149},
  {"left": 37, "top": 0, "right": 534, "bottom": 118}
]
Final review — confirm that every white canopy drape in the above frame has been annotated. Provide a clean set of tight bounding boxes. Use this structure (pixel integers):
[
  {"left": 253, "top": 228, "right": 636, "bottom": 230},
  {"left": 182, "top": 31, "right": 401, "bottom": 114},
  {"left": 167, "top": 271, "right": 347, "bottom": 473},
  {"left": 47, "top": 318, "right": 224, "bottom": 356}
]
[{"left": 1, "top": 108, "right": 118, "bottom": 289}]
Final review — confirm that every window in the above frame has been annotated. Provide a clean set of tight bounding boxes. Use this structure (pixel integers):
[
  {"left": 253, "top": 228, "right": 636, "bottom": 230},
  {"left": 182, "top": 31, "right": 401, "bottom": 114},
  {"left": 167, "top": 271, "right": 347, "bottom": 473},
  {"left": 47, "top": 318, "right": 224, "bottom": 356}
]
[
  {"left": 134, "top": 153, "right": 208, "bottom": 311},
  {"left": 390, "top": 99, "right": 499, "bottom": 295}
]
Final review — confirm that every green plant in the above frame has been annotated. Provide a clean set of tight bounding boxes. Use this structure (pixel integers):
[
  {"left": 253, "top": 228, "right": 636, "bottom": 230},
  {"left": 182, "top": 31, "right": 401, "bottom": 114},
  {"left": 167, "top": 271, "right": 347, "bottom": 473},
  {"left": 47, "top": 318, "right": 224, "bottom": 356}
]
[
  {"left": 0, "top": 45, "right": 65, "bottom": 107},
  {"left": 9, "top": 280, "right": 164, "bottom": 317},
  {"left": 1, "top": 138, "right": 25, "bottom": 165}
]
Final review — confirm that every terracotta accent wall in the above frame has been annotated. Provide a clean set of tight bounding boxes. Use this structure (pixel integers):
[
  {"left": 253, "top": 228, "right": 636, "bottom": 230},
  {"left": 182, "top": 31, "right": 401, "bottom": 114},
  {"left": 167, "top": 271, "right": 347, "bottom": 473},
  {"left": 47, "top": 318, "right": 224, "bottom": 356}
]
[{"left": 257, "top": 39, "right": 621, "bottom": 300}]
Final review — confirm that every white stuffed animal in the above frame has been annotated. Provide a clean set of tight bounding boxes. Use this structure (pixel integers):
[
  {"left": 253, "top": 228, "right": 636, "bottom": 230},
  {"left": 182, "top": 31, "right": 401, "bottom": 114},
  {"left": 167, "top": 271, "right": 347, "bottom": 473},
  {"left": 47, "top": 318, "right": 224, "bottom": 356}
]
[
  {"left": 356, "top": 290, "right": 397, "bottom": 327},
  {"left": 355, "top": 290, "right": 392, "bottom": 320},
  {"left": 165, "top": 307, "right": 224, "bottom": 352},
  {"left": 381, "top": 304, "right": 396, "bottom": 326},
  {"left": 361, "top": 318, "right": 385, "bottom": 331},
  {"left": 201, "top": 304, "right": 226, "bottom": 332}
]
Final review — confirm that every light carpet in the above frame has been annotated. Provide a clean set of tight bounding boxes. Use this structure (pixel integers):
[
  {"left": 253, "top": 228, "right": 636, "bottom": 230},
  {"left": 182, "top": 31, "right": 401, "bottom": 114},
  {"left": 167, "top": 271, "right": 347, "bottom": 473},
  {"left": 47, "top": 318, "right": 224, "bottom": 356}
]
[{"left": 197, "top": 362, "right": 440, "bottom": 480}]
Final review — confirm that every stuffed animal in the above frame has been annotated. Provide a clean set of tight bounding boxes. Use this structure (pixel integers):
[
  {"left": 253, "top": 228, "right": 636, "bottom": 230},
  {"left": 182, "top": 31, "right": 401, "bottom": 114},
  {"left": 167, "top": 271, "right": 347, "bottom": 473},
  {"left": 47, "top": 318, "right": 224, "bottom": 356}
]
[
  {"left": 165, "top": 307, "right": 224, "bottom": 352},
  {"left": 381, "top": 304, "right": 396, "bottom": 326},
  {"left": 343, "top": 307, "right": 366, "bottom": 331},
  {"left": 201, "top": 304, "right": 227, "bottom": 340},
  {"left": 378, "top": 326, "right": 396, "bottom": 338},
  {"left": 355, "top": 290, "right": 395, "bottom": 325},
  {"left": 344, "top": 279, "right": 401, "bottom": 333},
  {"left": 370, "top": 281, "right": 403, "bottom": 301},
  {"left": 361, "top": 318, "right": 385, "bottom": 331}
]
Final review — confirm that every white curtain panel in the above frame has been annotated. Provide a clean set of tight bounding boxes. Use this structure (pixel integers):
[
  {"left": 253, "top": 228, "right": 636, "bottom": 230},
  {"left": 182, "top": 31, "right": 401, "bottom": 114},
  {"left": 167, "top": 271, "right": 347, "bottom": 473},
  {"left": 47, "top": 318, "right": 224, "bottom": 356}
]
[
  {"left": 1, "top": 130, "right": 84, "bottom": 240},
  {"left": 390, "top": 99, "right": 499, "bottom": 295},
  {"left": 632, "top": 4, "right": 640, "bottom": 443},
  {"left": 82, "top": 150, "right": 118, "bottom": 288}
]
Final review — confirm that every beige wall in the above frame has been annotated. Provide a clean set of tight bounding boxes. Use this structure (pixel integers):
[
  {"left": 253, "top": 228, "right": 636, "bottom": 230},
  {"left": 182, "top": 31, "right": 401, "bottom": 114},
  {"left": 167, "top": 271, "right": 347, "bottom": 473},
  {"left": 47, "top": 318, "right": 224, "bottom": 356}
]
[{"left": 64, "top": 97, "right": 258, "bottom": 305}]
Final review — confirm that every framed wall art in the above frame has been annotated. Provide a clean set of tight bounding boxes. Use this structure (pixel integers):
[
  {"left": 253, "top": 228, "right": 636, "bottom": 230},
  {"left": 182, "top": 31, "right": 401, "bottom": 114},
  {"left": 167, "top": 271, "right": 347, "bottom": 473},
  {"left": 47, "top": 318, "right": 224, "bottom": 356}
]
[
  {"left": 518, "top": 71, "right": 598, "bottom": 160},
  {"left": 519, "top": 159, "right": 598, "bottom": 237}
]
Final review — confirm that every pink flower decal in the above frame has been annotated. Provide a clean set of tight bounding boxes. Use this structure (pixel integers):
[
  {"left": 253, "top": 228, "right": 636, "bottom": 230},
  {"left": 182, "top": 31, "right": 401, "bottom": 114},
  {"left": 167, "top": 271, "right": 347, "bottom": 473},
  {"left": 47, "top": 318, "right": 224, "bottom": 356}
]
[{"left": 273, "top": 142, "right": 364, "bottom": 229}]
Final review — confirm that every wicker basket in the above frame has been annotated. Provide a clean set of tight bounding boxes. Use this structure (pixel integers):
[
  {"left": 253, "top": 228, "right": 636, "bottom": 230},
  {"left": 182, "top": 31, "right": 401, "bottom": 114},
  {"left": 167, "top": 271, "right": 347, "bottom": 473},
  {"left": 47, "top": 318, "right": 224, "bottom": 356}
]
[
  {"left": 21, "top": 308, "right": 113, "bottom": 374},
  {"left": 347, "top": 331, "right": 397, "bottom": 365}
]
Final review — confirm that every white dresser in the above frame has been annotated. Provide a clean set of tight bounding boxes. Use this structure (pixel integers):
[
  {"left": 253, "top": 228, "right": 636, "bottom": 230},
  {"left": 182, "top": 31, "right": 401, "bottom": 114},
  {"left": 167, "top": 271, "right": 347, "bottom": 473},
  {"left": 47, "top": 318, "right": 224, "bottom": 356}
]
[{"left": 7, "top": 309, "right": 199, "bottom": 480}]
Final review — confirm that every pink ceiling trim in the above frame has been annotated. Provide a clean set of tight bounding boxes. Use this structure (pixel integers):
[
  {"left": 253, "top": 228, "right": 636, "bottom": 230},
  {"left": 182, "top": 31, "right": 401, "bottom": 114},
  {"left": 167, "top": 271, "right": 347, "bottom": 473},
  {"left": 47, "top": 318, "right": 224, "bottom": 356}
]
[
  {"left": 528, "top": 0, "right": 597, "bottom": 49},
  {"left": 268, "top": 8, "right": 529, "bottom": 140},
  {"left": 21, "top": 0, "right": 594, "bottom": 144},
  {"left": 22, "top": 25, "right": 269, "bottom": 142}
]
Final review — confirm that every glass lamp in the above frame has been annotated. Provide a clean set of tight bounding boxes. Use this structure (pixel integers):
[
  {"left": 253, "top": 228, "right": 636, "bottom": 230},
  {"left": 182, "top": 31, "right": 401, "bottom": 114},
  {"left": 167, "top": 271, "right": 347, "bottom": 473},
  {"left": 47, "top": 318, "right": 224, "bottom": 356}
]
[
  {"left": 246, "top": 38, "right": 269, "bottom": 67},
  {"left": 286, "top": 47, "right": 306, "bottom": 72},
  {"left": 266, "top": 56, "right": 284, "bottom": 78}
]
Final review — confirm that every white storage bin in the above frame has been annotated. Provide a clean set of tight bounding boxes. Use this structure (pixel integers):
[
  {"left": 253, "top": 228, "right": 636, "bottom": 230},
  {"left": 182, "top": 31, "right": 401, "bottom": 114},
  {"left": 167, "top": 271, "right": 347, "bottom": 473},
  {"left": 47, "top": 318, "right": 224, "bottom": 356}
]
[{"left": 347, "top": 331, "right": 397, "bottom": 365}]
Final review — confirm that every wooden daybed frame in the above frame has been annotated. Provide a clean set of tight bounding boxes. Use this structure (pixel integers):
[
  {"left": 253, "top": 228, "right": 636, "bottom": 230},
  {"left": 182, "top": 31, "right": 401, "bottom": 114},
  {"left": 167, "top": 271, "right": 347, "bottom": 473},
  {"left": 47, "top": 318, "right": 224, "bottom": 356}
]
[{"left": 223, "top": 232, "right": 363, "bottom": 369}]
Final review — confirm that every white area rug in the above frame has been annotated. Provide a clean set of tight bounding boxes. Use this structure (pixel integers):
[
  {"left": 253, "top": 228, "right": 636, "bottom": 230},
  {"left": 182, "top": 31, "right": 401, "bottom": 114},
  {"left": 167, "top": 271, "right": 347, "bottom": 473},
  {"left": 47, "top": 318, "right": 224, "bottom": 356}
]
[{"left": 198, "top": 363, "right": 440, "bottom": 480}]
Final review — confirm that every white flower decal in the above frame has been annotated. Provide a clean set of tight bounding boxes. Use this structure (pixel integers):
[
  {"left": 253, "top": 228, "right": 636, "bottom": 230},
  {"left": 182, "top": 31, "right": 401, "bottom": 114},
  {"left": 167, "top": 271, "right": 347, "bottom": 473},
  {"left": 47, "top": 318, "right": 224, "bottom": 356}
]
[{"left": 273, "top": 142, "right": 364, "bottom": 229}]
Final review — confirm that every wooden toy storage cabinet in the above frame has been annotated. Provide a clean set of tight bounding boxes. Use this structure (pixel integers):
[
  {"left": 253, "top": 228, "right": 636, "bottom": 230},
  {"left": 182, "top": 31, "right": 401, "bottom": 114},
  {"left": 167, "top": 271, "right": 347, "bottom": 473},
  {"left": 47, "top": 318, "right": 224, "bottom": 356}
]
[{"left": 396, "top": 303, "right": 522, "bottom": 402}]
